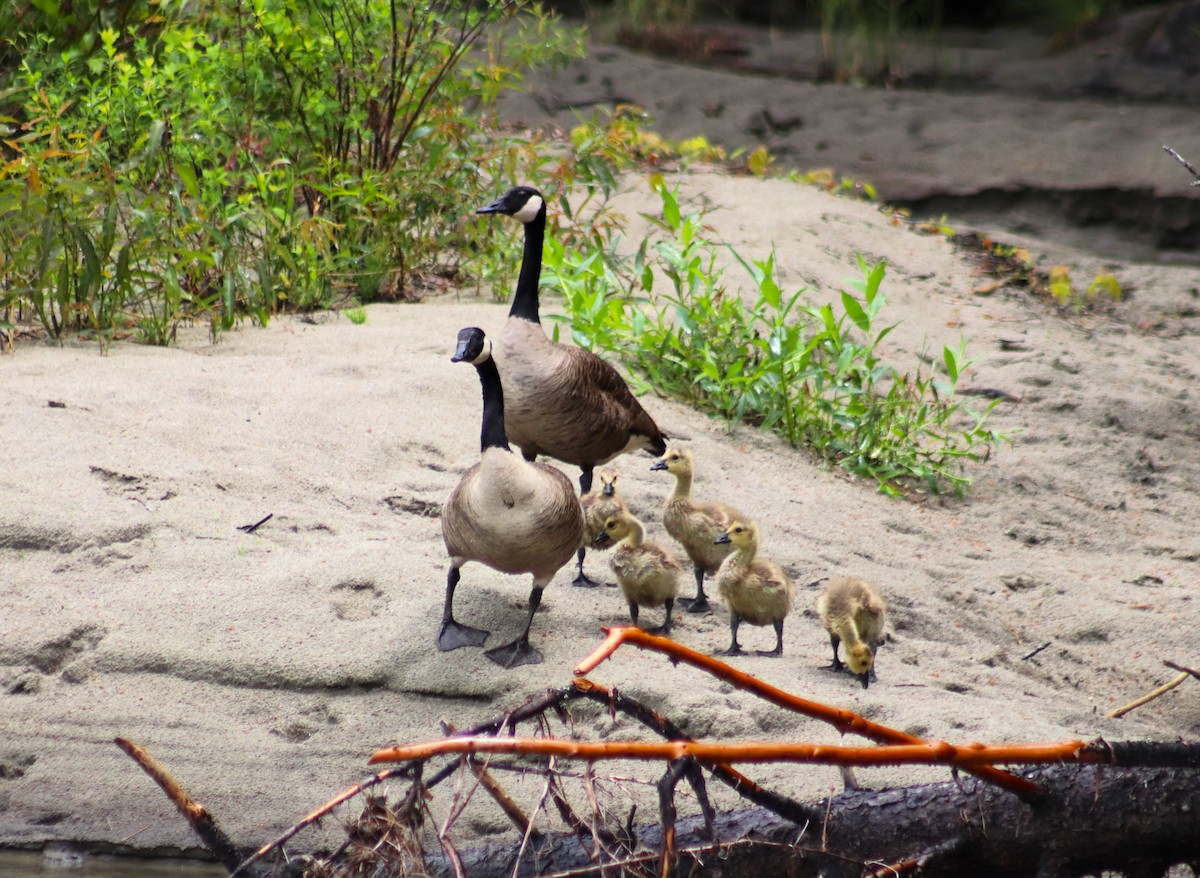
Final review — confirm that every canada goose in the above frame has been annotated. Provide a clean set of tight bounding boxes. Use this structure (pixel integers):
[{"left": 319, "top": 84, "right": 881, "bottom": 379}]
[
  {"left": 576, "top": 467, "right": 628, "bottom": 587},
  {"left": 650, "top": 447, "right": 747, "bottom": 613},
  {"left": 440, "top": 326, "right": 585, "bottom": 668},
  {"left": 476, "top": 186, "right": 667, "bottom": 496},
  {"left": 592, "top": 509, "right": 681, "bottom": 634},
  {"left": 816, "top": 576, "right": 887, "bottom": 688},
  {"left": 712, "top": 520, "right": 795, "bottom": 656}
]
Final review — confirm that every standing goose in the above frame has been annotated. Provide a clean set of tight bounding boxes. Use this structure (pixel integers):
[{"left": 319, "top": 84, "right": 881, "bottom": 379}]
[
  {"left": 593, "top": 509, "right": 681, "bottom": 634},
  {"left": 576, "top": 467, "right": 628, "bottom": 587},
  {"left": 816, "top": 576, "right": 887, "bottom": 688},
  {"left": 712, "top": 520, "right": 795, "bottom": 656},
  {"left": 476, "top": 186, "right": 667, "bottom": 497},
  {"left": 440, "top": 326, "right": 585, "bottom": 668},
  {"left": 651, "top": 447, "right": 748, "bottom": 613}
]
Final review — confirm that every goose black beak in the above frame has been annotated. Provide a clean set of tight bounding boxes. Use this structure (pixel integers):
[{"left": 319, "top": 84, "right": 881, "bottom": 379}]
[
  {"left": 451, "top": 339, "right": 472, "bottom": 363},
  {"left": 592, "top": 531, "right": 611, "bottom": 546},
  {"left": 476, "top": 197, "right": 507, "bottom": 215},
  {"left": 714, "top": 531, "right": 731, "bottom": 545},
  {"left": 650, "top": 459, "right": 667, "bottom": 472}
]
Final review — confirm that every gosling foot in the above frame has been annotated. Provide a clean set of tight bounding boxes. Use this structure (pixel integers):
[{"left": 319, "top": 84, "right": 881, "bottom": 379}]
[
  {"left": 679, "top": 595, "right": 712, "bottom": 614},
  {"left": 714, "top": 645, "right": 746, "bottom": 657},
  {"left": 571, "top": 571, "right": 601, "bottom": 588},
  {"left": 755, "top": 646, "right": 784, "bottom": 657},
  {"left": 485, "top": 638, "right": 543, "bottom": 668},
  {"left": 438, "top": 620, "right": 489, "bottom": 652}
]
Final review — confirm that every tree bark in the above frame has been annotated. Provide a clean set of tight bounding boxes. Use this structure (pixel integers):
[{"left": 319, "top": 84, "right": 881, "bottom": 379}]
[{"left": 427, "top": 764, "right": 1200, "bottom": 878}]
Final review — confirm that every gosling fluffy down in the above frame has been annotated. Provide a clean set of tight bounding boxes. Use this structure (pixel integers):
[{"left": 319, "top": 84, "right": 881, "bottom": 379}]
[
  {"left": 477, "top": 186, "right": 666, "bottom": 495},
  {"left": 593, "top": 510, "right": 681, "bottom": 634},
  {"left": 651, "top": 447, "right": 749, "bottom": 614},
  {"left": 816, "top": 576, "right": 887, "bottom": 688},
  {"left": 712, "top": 520, "right": 795, "bottom": 657},
  {"left": 440, "top": 327, "right": 585, "bottom": 668},
  {"left": 575, "top": 467, "right": 628, "bottom": 587}
]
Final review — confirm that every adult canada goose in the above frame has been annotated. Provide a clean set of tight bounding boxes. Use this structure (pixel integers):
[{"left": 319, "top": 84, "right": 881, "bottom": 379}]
[
  {"left": 712, "top": 520, "right": 795, "bottom": 656},
  {"left": 593, "top": 509, "right": 681, "bottom": 634},
  {"left": 816, "top": 576, "right": 887, "bottom": 688},
  {"left": 650, "top": 447, "right": 747, "bottom": 614},
  {"left": 476, "top": 186, "right": 667, "bottom": 496},
  {"left": 576, "top": 467, "right": 628, "bottom": 587},
  {"left": 440, "top": 326, "right": 585, "bottom": 668}
]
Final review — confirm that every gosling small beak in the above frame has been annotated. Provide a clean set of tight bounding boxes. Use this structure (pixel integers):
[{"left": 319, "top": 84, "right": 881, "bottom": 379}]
[
  {"left": 714, "top": 531, "right": 731, "bottom": 545},
  {"left": 858, "top": 672, "right": 871, "bottom": 690},
  {"left": 592, "top": 531, "right": 610, "bottom": 546},
  {"left": 650, "top": 459, "right": 667, "bottom": 471},
  {"left": 476, "top": 196, "right": 506, "bottom": 215},
  {"left": 602, "top": 483, "right": 615, "bottom": 497}
]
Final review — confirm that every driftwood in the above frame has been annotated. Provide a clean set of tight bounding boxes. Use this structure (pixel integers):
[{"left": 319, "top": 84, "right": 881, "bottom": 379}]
[{"left": 116, "top": 628, "right": 1200, "bottom": 878}]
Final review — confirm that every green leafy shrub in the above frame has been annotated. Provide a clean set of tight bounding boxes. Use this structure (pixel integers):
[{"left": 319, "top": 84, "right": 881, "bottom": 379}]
[{"left": 547, "top": 178, "right": 1006, "bottom": 495}]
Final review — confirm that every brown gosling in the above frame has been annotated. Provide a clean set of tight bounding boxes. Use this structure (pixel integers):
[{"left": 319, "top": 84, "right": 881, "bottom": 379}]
[
  {"left": 575, "top": 467, "right": 628, "bottom": 588},
  {"left": 651, "top": 447, "right": 749, "bottom": 614},
  {"left": 816, "top": 576, "right": 887, "bottom": 688},
  {"left": 593, "top": 510, "right": 681, "bottom": 634},
  {"left": 440, "top": 327, "right": 585, "bottom": 669},
  {"left": 712, "top": 521, "right": 795, "bottom": 657},
  {"left": 477, "top": 186, "right": 667, "bottom": 498}
]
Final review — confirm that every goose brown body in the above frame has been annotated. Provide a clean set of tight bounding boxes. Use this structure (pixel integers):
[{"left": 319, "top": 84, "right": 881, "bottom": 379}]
[
  {"left": 652, "top": 447, "right": 748, "bottom": 613},
  {"left": 594, "top": 510, "right": 681, "bottom": 633},
  {"left": 478, "top": 186, "right": 667, "bottom": 496},
  {"left": 439, "top": 326, "right": 585, "bottom": 668},
  {"left": 713, "top": 521, "right": 795, "bottom": 656},
  {"left": 816, "top": 576, "right": 887, "bottom": 688}
]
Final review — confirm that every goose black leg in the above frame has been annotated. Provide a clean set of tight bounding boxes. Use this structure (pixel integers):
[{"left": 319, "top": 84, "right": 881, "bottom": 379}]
[
  {"left": 437, "top": 567, "right": 489, "bottom": 651},
  {"left": 485, "top": 584, "right": 545, "bottom": 668},
  {"left": 578, "top": 466, "right": 594, "bottom": 496},
  {"left": 756, "top": 619, "right": 785, "bottom": 657},
  {"left": 678, "top": 566, "right": 712, "bottom": 614},
  {"left": 714, "top": 615, "right": 745, "bottom": 657},
  {"left": 572, "top": 546, "right": 601, "bottom": 588}
]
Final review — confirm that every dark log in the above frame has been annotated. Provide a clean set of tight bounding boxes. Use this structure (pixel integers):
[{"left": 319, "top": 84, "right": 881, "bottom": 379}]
[{"left": 419, "top": 764, "right": 1200, "bottom": 878}]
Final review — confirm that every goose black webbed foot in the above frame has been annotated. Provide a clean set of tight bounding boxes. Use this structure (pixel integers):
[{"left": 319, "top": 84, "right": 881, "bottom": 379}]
[
  {"left": 438, "top": 620, "right": 490, "bottom": 652},
  {"left": 571, "top": 571, "right": 602, "bottom": 588},
  {"left": 485, "top": 637, "right": 543, "bottom": 668},
  {"left": 679, "top": 595, "right": 712, "bottom": 614}
]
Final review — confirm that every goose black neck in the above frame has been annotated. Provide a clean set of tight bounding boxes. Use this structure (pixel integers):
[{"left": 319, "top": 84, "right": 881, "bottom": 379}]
[
  {"left": 508, "top": 205, "right": 545, "bottom": 324},
  {"left": 474, "top": 356, "right": 511, "bottom": 452}
]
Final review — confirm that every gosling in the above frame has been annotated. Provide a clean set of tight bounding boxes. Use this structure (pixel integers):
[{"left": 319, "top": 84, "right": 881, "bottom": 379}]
[
  {"left": 651, "top": 447, "right": 749, "bottom": 614},
  {"left": 712, "top": 521, "right": 795, "bottom": 657},
  {"left": 816, "top": 576, "right": 887, "bottom": 688},
  {"left": 575, "top": 467, "right": 628, "bottom": 588},
  {"left": 593, "top": 510, "right": 681, "bottom": 634}
]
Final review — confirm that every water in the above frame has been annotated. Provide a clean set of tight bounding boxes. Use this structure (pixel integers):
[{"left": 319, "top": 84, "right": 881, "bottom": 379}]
[{"left": 0, "top": 850, "right": 226, "bottom": 877}]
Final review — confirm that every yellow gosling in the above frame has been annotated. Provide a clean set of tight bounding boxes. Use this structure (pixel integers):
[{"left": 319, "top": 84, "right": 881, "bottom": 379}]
[
  {"left": 712, "top": 521, "right": 795, "bottom": 657},
  {"left": 816, "top": 576, "right": 887, "bottom": 688}
]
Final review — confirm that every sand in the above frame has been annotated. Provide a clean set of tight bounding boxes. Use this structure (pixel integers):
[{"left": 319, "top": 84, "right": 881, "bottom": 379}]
[{"left": 2, "top": 14, "right": 1199, "bottom": 870}]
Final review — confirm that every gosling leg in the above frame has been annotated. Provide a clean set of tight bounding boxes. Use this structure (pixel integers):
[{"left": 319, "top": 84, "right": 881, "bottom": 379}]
[
  {"left": 437, "top": 566, "right": 489, "bottom": 651},
  {"left": 715, "top": 615, "right": 746, "bottom": 657},
  {"left": 755, "top": 619, "right": 785, "bottom": 657},
  {"left": 644, "top": 597, "right": 674, "bottom": 637},
  {"left": 578, "top": 466, "right": 594, "bottom": 496},
  {"left": 678, "top": 565, "right": 712, "bottom": 614},
  {"left": 820, "top": 633, "right": 844, "bottom": 672},
  {"left": 485, "top": 584, "right": 545, "bottom": 668},
  {"left": 572, "top": 546, "right": 600, "bottom": 588}
]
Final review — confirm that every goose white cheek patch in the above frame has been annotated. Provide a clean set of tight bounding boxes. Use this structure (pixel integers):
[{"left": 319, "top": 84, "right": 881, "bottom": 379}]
[{"left": 514, "top": 195, "right": 543, "bottom": 224}]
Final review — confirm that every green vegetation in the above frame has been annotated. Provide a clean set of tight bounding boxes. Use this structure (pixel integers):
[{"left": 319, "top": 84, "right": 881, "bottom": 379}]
[
  {"left": 546, "top": 178, "right": 1006, "bottom": 496},
  {"left": 1, "top": 0, "right": 584, "bottom": 346}
]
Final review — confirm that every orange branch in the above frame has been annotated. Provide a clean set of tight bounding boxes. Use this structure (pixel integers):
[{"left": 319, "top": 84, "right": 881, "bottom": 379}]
[
  {"left": 370, "top": 736, "right": 1098, "bottom": 769},
  {"left": 574, "top": 627, "right": 1044, "bottom": 800}
]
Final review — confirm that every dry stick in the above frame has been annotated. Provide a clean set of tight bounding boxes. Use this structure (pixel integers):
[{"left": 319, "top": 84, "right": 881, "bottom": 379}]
[
  {"left": 1164, "top": 660, "right": 1200, "bottom": 680},
  {"left": 371, "top": 736, "right": 1106, "bottom": 769},
  {"left": 442, "top": 721, "right": 543, "bottom": 843},
  {"left": 1106, "top": 672, "right": 1189, "bottom": 718},
  {"left": 229, "top": 766, "right": 413, "bottom": 877},
  {"left": 114, "top": 738, "right": 245, "bottom": 874},
  {"left": 1164, "top": 145, "right": 1200, "bottom": 185},
  {"left": 572, "top": 627, "right": 1043, "bottom": 801}
]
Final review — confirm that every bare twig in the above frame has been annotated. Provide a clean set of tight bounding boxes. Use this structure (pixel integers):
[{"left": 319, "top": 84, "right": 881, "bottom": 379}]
[
  {"left": 573, "top": 627, "right": 1043, "bottom": 801},
  {"left": 1022, "top": 642, "right": 1052, "bottom": 661},
  {"left": 1106, "top": 672, "right": 1189, "bottom": 718},
  {"left": 1163, "top": 145, "right": 1200, "bottom": 186},
  {"left": 1164, "top": 660, "right": 1200, "bottom": 681},
  {"left": 237, "top": 513, "right": 272, "bottom": 534}
]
